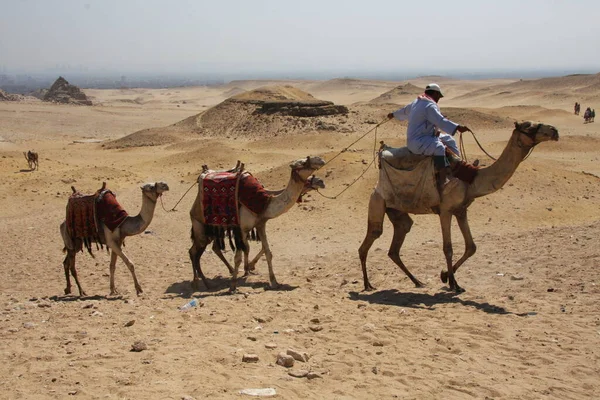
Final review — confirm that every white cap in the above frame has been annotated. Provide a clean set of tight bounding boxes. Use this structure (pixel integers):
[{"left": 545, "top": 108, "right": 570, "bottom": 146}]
[{"left": 425, "top": 83, "right": 443, "bottom": 97}]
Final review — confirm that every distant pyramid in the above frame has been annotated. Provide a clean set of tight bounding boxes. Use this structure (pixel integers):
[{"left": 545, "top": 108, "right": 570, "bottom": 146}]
[{"left": 43, "top": 76, "right": 92, "bottom": 105}]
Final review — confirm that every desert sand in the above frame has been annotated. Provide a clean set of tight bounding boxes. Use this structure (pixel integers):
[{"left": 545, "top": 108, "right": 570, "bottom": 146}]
[{"left": 1, "top": 75, "right": 599, "bottom": 399}]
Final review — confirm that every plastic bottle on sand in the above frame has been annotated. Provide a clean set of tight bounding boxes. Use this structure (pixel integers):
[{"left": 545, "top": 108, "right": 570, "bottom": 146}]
[{"left": 179, "top": 299, "right": 199, "bottom": 311}]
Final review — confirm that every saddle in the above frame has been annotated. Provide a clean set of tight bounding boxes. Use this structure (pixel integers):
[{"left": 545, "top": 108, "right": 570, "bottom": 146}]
[
  {"left": 66, "top": 183, "right": 128, "bottom": 253},
  {"left": 376, "top": 143, "right": 479, "bottom": 214}
]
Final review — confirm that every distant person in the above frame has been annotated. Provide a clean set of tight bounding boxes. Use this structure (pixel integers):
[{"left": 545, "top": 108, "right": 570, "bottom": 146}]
[
  {"left": 574, "top": 102, "right": 578, "bottom": 115},
  {"left": 584, "top": 107, "right": 591, "bottom": 123},
  {"left": 592, "top": 109, "right": 595, "bottom": 122},
  {"left": 387, "top": 83, "right": 471, "bottom": 197}
]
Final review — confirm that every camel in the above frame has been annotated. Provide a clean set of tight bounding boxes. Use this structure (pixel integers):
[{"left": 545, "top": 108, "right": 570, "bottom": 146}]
[
  {"left": 24, "top": 150, "right": 38, "bottom": 170},
  {"left": 197, "top": 161, "right": 325, "bottom": 276},
  {"left": 358, "top": 121, "right": 559, "bottom": 293},
  {"left": 60, "top": 181, "right": 170, "bottom": 296},
  {"left": 189, "top": 156, "right": 326, "bottom": 292}
]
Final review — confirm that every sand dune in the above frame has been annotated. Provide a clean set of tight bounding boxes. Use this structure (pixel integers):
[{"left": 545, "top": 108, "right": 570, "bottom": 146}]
[{"left": 1, "top": 76, "right": 600, "bottom": 399}]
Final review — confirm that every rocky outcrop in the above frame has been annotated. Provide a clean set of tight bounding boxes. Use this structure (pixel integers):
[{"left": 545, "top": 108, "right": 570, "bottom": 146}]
[
  {"left": 0, "top": 89, "right": 22, "bottom": 101},
  {"left": 257, "top": 100, "right": 348, "bottom": 117},
  {"left": 43, "top": 77, "right": 92, "bottom": 105}
]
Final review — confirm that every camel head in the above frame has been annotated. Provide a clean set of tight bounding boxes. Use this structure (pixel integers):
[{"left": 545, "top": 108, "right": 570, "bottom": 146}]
[
  {"left": 305, "top": 175, "right": 326, "bottom": 191},
  {"left": 289, "top": 156, "right": 326, "bottom": 181},
  {"left": 514, "top": 121, "right": 559, "bottom": 147},
  {"left": 141, "top": 181, "right": 170, "bottom": 201}
]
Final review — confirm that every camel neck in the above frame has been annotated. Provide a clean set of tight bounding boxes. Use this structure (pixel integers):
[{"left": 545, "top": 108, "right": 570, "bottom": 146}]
[
  {"left": 262, "top": 172, "right": 306, "bottom": 219},
  {"left": 122, "top": 192, "right": 157, "bottom": 236},
  {"left": 468, "top": 130, "right": 532, "bottom": 199}
]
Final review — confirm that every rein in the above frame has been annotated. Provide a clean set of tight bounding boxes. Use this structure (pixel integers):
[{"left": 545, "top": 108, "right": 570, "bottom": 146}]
[
  {"left": 160, "top": 180, "right": 197, "bottom": 212},
  {"left": 459, "top": 127, "right": 538, "bottom": 164},
  {"left": 314, "top": 118, "right": 388, "bottom": 200}
]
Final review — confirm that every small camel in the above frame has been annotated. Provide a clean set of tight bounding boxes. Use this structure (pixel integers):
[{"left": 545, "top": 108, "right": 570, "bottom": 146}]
[
  {"left": 359, "top": 121, "right": 559, "bottom": 293},
  {"left": 24, "top": 150, "right": 39, "bottom": 170},
  {"left": 60, "top": 181, "right": 169, "bottom": 296},
  {"left": 189, "top": 156, "right": 326, "bottom": 292},
  {"left": 197, "top": 168, "right": 325, "bottom": 276}
]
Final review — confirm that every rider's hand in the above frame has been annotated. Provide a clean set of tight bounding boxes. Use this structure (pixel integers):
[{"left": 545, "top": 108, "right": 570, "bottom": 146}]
[
  {"left": 456, "top": 125, "right": 470, "bottom": 133},
  {"left": 387, "top": 113, "right": 394, "bottom": 119}
]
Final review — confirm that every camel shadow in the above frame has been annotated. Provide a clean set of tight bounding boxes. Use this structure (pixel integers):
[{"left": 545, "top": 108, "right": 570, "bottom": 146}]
[
  {"left": 164, "top": 276, "right": 298, "bottom": 298},
  {"left": 348, "top": 289, "right": 511, "bottom": 315},
  {"left": 17, "top": 169, "right": 35, "bottom": 173},
  {"left": 49, "top": 294, "right": 125, "bottom": 302}
]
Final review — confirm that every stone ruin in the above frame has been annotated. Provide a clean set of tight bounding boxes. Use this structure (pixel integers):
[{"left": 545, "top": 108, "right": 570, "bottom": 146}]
[{"left": 43, "top": 76, "right": 92, "bottom": 105}]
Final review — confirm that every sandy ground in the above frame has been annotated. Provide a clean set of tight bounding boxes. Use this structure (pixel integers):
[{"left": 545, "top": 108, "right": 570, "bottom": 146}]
[{"left": 1, "top": 77, "right": 599, "bottom": 399}]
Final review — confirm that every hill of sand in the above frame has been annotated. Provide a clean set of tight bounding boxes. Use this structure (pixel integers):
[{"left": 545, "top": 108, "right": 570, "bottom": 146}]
[
  {"left": 450, "top": 73, "right": 600, "bottom": 109},
  {"left": 106, "top": 85, "right": 351, "bottom": 148},
  {"left": 1, "top": 76, "right": 600, "bottom": 399},
  {"left": 368, "top": 83, "right": 424, "bottom": 104}
]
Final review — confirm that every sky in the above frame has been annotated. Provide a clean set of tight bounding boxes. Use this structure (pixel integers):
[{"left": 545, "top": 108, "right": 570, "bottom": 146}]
[{"left": 1, "top": 0, "right": 600, "bottom": 78}]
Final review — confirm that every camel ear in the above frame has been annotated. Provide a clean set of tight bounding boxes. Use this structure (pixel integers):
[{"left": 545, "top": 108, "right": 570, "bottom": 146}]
[{"left": 514, "top": 121, "right": 520, "bottom": 130}]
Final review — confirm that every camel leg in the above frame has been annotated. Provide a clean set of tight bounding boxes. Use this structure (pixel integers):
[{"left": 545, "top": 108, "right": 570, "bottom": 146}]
[
  {"left": 212, "top": 241, "right": 234, "bottom": 275},
  {"left": 189, "top": 220, "right": 211, "bottom": 290},
  {"left": 108, "top": 250, "right": 120, "bottom": 295},
  {"left": 63, "top": 252, "right": 73, "bottom": 295},
  {"left": 256, "top": 223, "right": 279, "bottom": 288},
  {"left": 441, "top": 209, "right": 476, "bottom": 282},
  {"left": 108, "top": 241, "right": 143, "bottom": 296},
  {"left": 230, "top": 244, "right": 244, "bottom": 293},
  {"left": 439, "top": 211, "right": 463, "bottom": 293},
  {"left": 386, "top": 209, "right": 423, "bottom": 287},
  {"left": 358, "top": 190, "right": 386, "bottom": 291},
  {"left": 68, "top": 251, "right": 86, "bottom": 297},
  {"left": 246, "top": 249, "right": 265, "bottom": 272}
]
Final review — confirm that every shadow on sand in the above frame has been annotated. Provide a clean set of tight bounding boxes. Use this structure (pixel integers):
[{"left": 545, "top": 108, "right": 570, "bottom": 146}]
[
  {"left": 164, "top": 275, "right": 298, "bottom": 299},
  {"left": 49, "top": 294, "right": 125, "bottom": 302},
  {"left": 349, "top": 289, "right": 511, "bottom": 315}
]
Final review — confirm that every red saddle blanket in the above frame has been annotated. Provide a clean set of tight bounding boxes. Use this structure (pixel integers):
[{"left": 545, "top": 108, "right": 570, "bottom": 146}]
[
  {"left": 66, "top": 189, "right": 129, "bottom": 245},
  {"left": 202, "top": 172, "right": 272, "bottom": 226}
]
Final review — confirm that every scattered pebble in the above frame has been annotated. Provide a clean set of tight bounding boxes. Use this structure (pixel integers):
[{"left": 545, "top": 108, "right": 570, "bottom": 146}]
[
  {"left": 265, "top": 343, "right": 277, "bottom": 349},
  {"left": 124, "top": 320, "right": 135, "bottom": 327},
  {"left": 306, "top": 372, "right": 322, "bottom": 380},
  {"left": 131, "top": 341, "right": 147, "bottom": 352},
  {"left": 286, "top": 349, "right": 310, "bottom": 362},
  {"left": 23, "top": 322, "right": 36, "bottom": 329},
  {"left": 181, "top": 396, "right": 196, "bottom": 400},
  {"left": 242, "top": 354, "right": 259, "bottom": 363},
  {"left": 276, "top": 352, "right": 295, "bottom": 368},
  {"left": 309, "top": 325, "right": 323, "bottom": 332},
  {"left": 288, "top": 369, "right": 309, "bottom": 378},
  {"left": 239, "top": 388, "right": 276, "bottom": 397}
]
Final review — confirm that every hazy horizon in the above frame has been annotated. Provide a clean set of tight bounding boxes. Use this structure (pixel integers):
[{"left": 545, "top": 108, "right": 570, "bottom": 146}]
[{"left": 2, "top": 0, "right": 600, "bottom": 80}]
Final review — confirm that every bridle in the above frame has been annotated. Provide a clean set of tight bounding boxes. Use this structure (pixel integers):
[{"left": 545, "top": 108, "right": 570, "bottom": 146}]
[
  {"left": 292, "top": 156, "right": 313, "bottom": 183},
  {"left": 142, "top": 182, "right": 162, "bottom": 203},
  {"left": 515, "top": 123, "right": 541, "bottom": 149}
]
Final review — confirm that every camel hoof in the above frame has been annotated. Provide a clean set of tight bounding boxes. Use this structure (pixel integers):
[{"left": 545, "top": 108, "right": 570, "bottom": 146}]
[
  {"left": 363, "top": 284, "right": 376, "bottom": 292},
  {"left": 228, "top": 288, "right": 238, "bottom": 295},
  {"left": 440, "top": 271, "right": 448, "bottom": 284},
  {"left": 79, "top": 291, "right": 88, "bottom": 297},
  {"left": 110, "top": 289, "right": 120, "bottom": 296},
  {"left": 64, "top": 287, "right": 71, "bottom": 295},
  {"left": 454, "top": 286, "right": 466, "bottom": 294},
  {"left": 414, "top": 281, "right": 425, "bottom": 288}
]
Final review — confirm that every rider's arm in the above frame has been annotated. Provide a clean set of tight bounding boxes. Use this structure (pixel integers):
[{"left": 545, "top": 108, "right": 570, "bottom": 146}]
[
  {"left": 391, "top": 103, "right": 412, "bottom": 121},
  {"left": 425, "top": 103, "right": 459, "bottom": 135}
]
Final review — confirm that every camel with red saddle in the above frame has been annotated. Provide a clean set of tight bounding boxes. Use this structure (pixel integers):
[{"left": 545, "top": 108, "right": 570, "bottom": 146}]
[
  {"left": 189, "top": 156, "right": 326, "bottom": 292},
  {"left": 359, "top": 121, "right": 559, "bottom": 293},
  {"left": 59, "top": 181, "right": 169, "bottom": 296}
]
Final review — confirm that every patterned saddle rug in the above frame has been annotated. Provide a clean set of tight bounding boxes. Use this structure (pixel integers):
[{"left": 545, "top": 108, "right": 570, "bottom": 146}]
[
  {"left": 66, "top": 188, "right": 128, "bottom": 253},
  {"left": 201, "top": 171, "right": 272, "bottom": 227}
]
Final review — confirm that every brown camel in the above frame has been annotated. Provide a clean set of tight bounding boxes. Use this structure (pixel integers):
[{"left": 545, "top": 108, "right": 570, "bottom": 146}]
[
  {"left": 24, "top": 150, "right": 38, "bottom": 170},
  {"left": 359, "top": 121, "right": 559, "bottom": 293},
  {"left": 59, "top": 182, "right": 169, "bottom": 296},
  {"left": 189, "top": 156, "right": 326, "bottom": 292},
  {"left": 197, "top": 162, "right": 325, "bottom": 275}
]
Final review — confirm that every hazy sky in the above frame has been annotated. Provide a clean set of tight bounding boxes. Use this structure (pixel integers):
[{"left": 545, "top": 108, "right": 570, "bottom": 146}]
[{"left": 2, "top": 0, "right": 600, "bottom": 76}]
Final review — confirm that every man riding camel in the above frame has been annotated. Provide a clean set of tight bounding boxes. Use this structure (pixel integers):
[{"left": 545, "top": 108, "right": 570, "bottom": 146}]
[{"left": 387, "top": 83, "right": 471, "bottom": 197}]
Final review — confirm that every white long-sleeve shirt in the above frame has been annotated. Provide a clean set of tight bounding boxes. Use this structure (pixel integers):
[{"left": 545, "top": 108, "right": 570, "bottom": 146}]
[{"left": 392, "top": 95, "right": 459, "bottom": 156}]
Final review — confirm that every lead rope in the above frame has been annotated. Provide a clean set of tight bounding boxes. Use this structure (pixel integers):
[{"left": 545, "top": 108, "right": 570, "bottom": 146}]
[
  {"left": 160, "top": 180, "right": 198, "bottom": 212},
  {"left": 315, "top": 118, "right": 388, "bottom": 200},
  {"left": 461, "top": 129, "right": 535, "bottom": 163}
]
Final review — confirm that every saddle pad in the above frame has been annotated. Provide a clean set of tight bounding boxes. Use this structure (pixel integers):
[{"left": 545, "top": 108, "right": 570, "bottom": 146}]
[
  {"left": 96, "top": 190, "right": 129, "bottom": 231},
  {"left": 238, "top": 173, "right": 272, "bottom": 215},
  {"left": 66, "top": 192, "right": 99, "bottom": 242},
  {"left": 202, "top": 172, "right": 240, "bottom": 226},
  {"left": 375, "top": 156, "right": 440, "bottom": 214}
]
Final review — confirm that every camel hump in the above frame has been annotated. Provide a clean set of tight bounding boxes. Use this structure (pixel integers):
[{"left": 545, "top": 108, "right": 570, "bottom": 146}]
[{"left": 380, "top": 146, "right": 429, "bottom": 170}]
